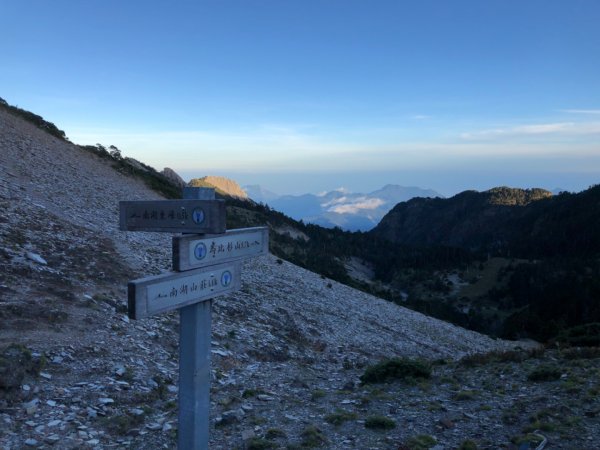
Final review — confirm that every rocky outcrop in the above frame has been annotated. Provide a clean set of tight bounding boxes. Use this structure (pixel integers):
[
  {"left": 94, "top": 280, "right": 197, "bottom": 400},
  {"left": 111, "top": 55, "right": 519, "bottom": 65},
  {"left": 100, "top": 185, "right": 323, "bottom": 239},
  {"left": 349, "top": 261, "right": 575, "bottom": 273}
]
[
  {"left": 189, "top": 175, "right": 248, "bottom": 198},
  {"left": 161, "top": 167, "right": 186, "bottom": 189}
]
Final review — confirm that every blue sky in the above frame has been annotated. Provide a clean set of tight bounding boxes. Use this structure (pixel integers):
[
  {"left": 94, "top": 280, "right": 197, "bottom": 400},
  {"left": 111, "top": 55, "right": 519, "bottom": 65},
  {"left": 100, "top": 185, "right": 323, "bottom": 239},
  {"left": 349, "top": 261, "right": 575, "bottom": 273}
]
[{"left": 1, "top": 0, "right": 599, "bottom": 195}]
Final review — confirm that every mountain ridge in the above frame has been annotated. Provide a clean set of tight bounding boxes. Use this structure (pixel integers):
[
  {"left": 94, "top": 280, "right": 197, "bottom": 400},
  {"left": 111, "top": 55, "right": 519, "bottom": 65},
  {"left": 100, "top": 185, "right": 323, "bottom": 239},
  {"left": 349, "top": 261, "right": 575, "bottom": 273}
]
[
  {"left": 371, "top": 185, "right": 600, "bottom": 259},
  {"left": 0, "top": 100, "right": 535, "bottom": 449}
]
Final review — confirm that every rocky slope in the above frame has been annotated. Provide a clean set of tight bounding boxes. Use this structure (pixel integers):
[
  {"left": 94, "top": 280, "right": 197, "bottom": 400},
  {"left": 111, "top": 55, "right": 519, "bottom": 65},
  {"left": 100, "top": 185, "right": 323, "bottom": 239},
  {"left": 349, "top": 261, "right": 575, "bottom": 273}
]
[{"left": 1, "top": 107, "right": 599, "bottom": 449}]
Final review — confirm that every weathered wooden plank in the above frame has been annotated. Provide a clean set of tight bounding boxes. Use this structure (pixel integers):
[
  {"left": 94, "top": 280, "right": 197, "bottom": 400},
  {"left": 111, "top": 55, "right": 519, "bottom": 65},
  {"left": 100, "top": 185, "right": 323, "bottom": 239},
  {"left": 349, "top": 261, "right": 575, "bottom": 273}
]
[
  {"left": 119, "top": 199, "right": 226, "bottom": 233},
  {"left": 172, "top": 226, "right": 269, "bottom": 271},
  {"left": 128, "top": 261, "right": 241, "bottom": 319}
]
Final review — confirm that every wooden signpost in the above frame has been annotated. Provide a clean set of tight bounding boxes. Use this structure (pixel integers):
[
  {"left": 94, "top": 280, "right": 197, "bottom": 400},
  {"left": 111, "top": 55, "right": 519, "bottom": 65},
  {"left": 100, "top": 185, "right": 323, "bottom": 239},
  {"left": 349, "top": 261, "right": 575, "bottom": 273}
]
[
  {"left": 120, "top": 199, "right": 226, "bottom": 233},
  {"left": 172, "top": 227, "right": 269, "bottom": 271},
  {"left": 127, "top": 262, "right": 242, "bottom": 319},
  {"left": 119, "top": 187, "right": 269, "bottom": 449}
]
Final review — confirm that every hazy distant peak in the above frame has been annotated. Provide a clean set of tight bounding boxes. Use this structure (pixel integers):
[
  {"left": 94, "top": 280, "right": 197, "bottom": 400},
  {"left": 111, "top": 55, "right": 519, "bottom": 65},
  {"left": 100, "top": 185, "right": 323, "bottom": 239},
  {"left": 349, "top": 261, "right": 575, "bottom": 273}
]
[
  {"left": 243, "top": 184, "right": 280, "bottom": 203},
  {"left": 370, "top": 184, "right": 443, "bottom": 199}
]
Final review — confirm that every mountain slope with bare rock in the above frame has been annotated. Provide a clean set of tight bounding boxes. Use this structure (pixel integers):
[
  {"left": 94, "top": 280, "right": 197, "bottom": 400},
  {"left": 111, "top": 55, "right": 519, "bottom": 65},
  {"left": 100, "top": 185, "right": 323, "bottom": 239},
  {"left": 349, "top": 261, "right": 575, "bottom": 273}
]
[{"left": 2, "top": 103, "right": 599, "bottom": 449}]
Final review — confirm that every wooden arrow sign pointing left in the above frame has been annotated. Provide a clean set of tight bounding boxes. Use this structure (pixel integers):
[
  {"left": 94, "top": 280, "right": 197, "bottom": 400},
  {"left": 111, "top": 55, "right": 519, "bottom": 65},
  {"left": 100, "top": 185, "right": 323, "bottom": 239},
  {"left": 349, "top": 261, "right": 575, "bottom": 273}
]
[
  {"left": 127, "top": 261, "right": 241, "bottom": 319},
  {"left": 119, "top": 200, "right": 226, "bottom": 233}
]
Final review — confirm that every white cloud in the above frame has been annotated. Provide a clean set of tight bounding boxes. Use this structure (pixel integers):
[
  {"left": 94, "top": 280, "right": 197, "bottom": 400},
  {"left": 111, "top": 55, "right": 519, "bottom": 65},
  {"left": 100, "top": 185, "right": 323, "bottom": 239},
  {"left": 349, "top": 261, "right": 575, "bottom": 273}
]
[
  {"left": 461, "top": 121, "right": 600, "bottom": 140},
  {"left": 326, "top": 197, "right": 386, "bottom": 214},
  {"left": 561, "top": 109, "right": 600, "bottom": 115},
  {"left": 318, "top": 188, "right": 351, "bottom": 198},
  {"left": 412, "top": 115, "right": 431, "bottom": 120}
]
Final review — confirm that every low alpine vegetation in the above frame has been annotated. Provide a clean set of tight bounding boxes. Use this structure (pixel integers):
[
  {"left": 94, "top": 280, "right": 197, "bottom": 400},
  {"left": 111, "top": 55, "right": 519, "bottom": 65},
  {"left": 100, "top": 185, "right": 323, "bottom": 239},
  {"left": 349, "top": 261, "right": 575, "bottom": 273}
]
[{"left": 360, "top": 357, "right": 431, "bottom": 384}]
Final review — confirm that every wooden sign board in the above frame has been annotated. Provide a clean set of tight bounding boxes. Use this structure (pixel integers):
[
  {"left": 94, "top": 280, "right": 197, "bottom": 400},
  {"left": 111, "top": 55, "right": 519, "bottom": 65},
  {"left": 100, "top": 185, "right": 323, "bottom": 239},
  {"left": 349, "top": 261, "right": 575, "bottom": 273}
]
[
  {"left": 119, "top": 200, "right": 226, "bottom": 233},
  {"left": 128, "top": 261, "right": 241, "bottom": 319},
  {"left": 172, "top": 226, "right": 269, "bottom": 271}
]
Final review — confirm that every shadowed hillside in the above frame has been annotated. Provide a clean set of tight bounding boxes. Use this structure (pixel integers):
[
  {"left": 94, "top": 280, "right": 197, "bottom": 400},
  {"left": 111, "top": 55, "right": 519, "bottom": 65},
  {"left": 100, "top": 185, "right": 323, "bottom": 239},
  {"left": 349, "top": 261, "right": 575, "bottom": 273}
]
[
  {"left": 371, "top": 187, "right": 552, "bottom": 251},
  {"left": 370, "top": 185, "right": 600, "bottom": 342}
]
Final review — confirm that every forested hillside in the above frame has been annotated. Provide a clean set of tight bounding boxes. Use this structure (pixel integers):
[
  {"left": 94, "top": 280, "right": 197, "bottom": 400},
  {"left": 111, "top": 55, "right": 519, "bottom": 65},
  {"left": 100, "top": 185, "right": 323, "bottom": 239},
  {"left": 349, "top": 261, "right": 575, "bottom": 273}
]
[{"left": 370, "top": 186, "right": 600, "bottom": 343}]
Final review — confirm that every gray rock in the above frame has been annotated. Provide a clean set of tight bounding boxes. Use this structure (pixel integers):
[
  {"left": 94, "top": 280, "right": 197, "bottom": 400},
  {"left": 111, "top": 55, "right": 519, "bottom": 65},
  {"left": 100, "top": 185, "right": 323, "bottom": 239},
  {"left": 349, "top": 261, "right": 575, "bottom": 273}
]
[
  {"left": 161, "top": 167, "right": 187, "bottom": 188},
  {"left": 241, "top": 429, "right": 255, "bottom": 441},
  {"left": 44, "top": 434, "right": 60, "bottom": 445},
  {"left": 26, "top": 252, "right": 47, "bottom": 265}
]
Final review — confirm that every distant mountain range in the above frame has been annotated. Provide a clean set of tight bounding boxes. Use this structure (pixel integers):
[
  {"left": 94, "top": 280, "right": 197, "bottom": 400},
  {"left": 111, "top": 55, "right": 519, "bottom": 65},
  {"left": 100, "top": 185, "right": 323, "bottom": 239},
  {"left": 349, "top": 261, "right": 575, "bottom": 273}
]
[{"left": 243, "top": 184, "right": 442, "bottom": 231}]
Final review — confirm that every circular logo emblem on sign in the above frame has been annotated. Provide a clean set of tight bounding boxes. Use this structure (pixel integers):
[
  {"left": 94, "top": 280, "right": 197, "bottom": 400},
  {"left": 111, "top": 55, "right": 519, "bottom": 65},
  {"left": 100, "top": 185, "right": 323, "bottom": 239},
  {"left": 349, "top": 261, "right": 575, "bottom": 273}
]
[
  {"left": 192, "top": 208, "right": 205, "bottom": 224},
  {"left": 221, "top": 270, "right": 232, "bottom": 287},
  {"left": 194, "top": 242, "right": 207, "bottom": 260}
]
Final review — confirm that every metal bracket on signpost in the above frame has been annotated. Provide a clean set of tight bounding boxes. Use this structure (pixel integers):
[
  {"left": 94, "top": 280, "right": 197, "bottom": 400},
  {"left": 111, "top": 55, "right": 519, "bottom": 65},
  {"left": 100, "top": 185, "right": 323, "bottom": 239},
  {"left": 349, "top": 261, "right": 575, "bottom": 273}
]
[{"left": 179, "top": 187, "right": 215, "bottom": 450}]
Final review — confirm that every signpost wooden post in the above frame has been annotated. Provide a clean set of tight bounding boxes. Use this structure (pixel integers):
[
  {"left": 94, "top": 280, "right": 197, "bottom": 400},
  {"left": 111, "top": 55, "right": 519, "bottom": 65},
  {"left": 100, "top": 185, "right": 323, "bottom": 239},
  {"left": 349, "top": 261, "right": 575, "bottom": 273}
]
[
  {"left": 172, "top": 227, "right": 269, "bottom": 272},
  {"left": 119, "top": 187, "right": 269, "bottom": 449}
]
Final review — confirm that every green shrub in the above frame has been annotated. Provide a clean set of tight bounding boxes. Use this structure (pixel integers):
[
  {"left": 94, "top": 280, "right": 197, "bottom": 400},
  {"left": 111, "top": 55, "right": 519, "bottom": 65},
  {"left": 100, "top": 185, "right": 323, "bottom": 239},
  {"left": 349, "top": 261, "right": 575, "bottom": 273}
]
[
  {"left": 561, "top": 346, "right": 600, "bottom": 360},
  {"left": 454, "top": 390, "right": 478, "bottom": 401},
  {"left": 324, "top": 409, "right": 357, "bottom": 426},
  {"left": 360, "top": 358, "right": 431, "bottom": 384},
  {"left": 265, "top": 428, "right": 286, "bottom": 439},
  {"left": 364, "top": 415, "right": 396, "bottom": 430},
  {"left": 458, "top": 440, "right": 478, "bottom": 450},
  {"left": 510, "top": 433, "right": 546, "bottom": 447},
  {"left": 405, "top": 434, "right": 437, "bottom": 449},
  {"left": 246, "top": 438, "right": 276, "bottom": 450},
  {"left": 310, "top": 389, "right": 326, "bottom": 401},
  {"left": 300, "top": 425, "right": 327, "bottom": 447},
  {"left": 557, "top": 323, "right": 600, "bottom": 347},
  {"left": 242, "top": 388, "right": 264, "bottom": 398},
  {"left": 459, "top": 347, "right": 545, "bottom": 367},
  {"left": 527, "top": 365, "right": 562, "bottom": 382},
  {"left": 0, "top": 344, "right": 44, "bottom": 394}
]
